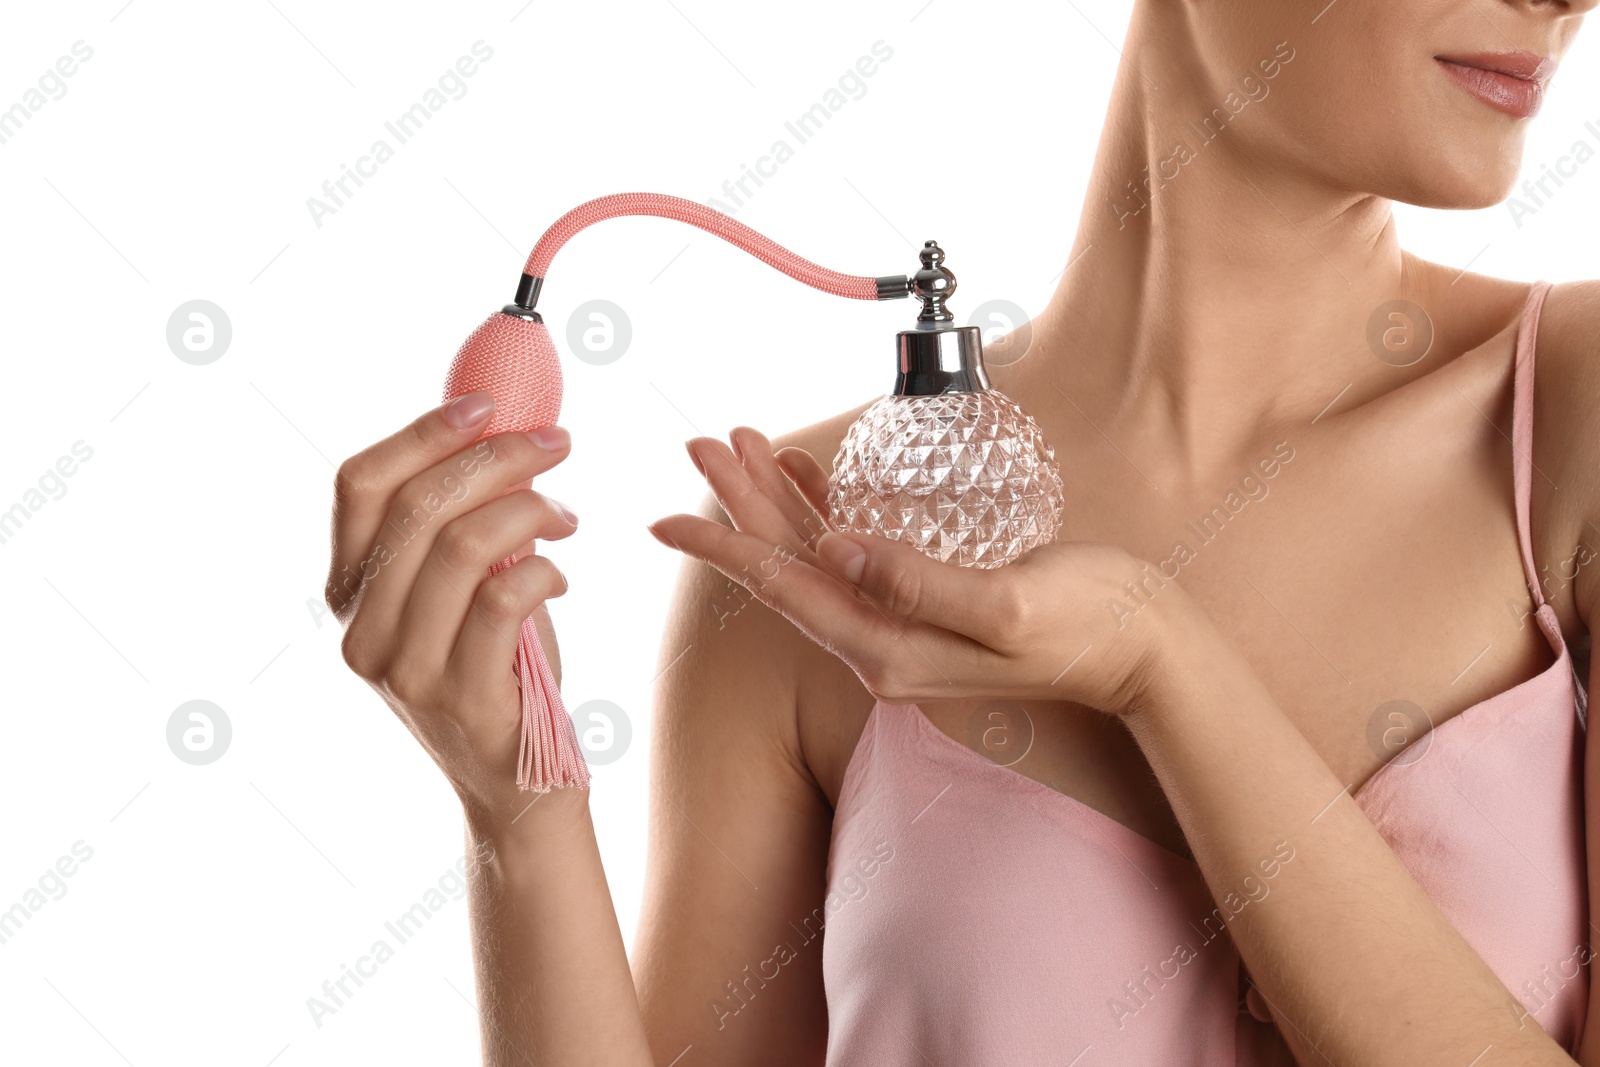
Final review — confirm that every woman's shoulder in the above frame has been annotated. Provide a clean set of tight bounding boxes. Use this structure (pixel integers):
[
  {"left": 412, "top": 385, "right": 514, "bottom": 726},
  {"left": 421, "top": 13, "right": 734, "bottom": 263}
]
[
  {"left": 1535, "top": 278, "right": 1600, "bottom": 377},
  {"left": 769, "top": 401, "right": 883, "bottom": 804},
  {"left": 1422, "top": 267, "right": 1600, "bottom": 636},
  {"left": 656, "top": 401, "right": 880, "bottom": 804},
  {"left": 768, "top": 399, "right": 876, "bottom": 475},
  {"left": 1526, "top": 280, "right": 1600, "bottom": 632}
]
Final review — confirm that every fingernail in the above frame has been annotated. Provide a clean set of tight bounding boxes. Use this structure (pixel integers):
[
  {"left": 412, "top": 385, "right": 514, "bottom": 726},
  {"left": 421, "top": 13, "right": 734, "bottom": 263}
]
[
  {"left": 817, "top": 533, "right": 866, "bottom": 584},
  {"left": 444, "top": 391, "right": 495, "bottom": 428},
  {"left": 685, "top": 440, "right": 706, "bottom": 476},
  {"left": 647, "top": 522, "right": 678, "bottom": 549},
  {"left": 527, "top": 426, "right": 570, "bottom": 451},
  {"left": 549, "top": 497, "right": 578, "bottom": 526}
]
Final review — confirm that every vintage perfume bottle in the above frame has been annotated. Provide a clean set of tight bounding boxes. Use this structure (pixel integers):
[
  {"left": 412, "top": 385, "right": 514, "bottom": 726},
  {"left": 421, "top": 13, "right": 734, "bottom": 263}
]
[{"left": 827, "top": 242, "right": 1064, "bottom": 569}]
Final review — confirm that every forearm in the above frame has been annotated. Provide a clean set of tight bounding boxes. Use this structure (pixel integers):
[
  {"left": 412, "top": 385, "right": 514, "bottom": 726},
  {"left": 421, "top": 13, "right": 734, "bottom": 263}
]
[
  {"left": 1125, "top": 591, "right": 1570, "bottom": 1066},
  {"left": 464, "top": 789, "right": 653, "bottom": 1067}
]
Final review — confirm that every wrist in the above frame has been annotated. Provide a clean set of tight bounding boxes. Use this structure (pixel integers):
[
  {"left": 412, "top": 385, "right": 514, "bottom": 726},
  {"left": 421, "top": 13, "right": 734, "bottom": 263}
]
[
  {"left": 462, "top": 784, "right": 593, "bottom": 862},
  {"left": 1115, "top": 580, "right": 1225, "bottom": 725}
]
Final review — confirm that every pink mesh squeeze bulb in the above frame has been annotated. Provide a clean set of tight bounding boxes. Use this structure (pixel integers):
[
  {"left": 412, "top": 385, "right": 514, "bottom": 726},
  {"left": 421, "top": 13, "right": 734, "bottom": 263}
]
[{"left": 442, "top": 192, "right": 1063, "bottom": 792}]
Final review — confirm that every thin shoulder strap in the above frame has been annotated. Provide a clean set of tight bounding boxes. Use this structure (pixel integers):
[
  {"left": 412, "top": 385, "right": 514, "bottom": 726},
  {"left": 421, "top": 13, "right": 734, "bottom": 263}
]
[
  {"left": 1511, "top": 280, "right": 1555, "bottom": 612},
  {"left": 1507, "top": 280, "right": 1585, "bottom": 727}
]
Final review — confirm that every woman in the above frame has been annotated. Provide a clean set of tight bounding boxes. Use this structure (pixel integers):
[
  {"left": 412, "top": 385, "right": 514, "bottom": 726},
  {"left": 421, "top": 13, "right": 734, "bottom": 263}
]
[{"left": 326, "top": 1, "right": 1600, "bottom": 1063}]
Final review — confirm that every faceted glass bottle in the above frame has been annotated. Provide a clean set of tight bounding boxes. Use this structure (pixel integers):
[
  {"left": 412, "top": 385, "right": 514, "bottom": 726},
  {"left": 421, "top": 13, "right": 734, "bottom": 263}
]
[{"left": 828, "top": 390, "right": 1063, "bottom": 569}]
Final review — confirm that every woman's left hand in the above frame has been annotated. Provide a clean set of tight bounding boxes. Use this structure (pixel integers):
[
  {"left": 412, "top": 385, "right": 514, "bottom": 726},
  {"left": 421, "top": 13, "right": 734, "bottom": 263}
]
[{"left": 649, "top": 427, "right": 1182, "bottom": 716}]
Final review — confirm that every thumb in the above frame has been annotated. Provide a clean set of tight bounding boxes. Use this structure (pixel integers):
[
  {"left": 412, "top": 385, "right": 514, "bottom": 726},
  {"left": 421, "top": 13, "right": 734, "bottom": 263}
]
[{"left": 815, "top": 531, "right": 1004, "bottom": 637}]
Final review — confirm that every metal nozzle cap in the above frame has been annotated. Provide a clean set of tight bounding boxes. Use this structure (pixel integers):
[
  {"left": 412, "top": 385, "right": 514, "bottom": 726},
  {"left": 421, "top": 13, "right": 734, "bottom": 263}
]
[
  {"left": 894, "top": 323, "right": 987, "bottom": 396},
  {"left": 892, "top": 240, "right": 988, "bottom": 395}
]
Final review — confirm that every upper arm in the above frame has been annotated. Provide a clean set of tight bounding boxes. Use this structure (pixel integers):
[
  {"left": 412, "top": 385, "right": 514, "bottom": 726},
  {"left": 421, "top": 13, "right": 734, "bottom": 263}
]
[
  {"left": 1580, "top": 632, "right": 1600, "bottom": 1066},
  {"left": 1534, "top": 280, "right": 1600, "bottom": 631},
  {"left": 631, "top": 492, "right": 835, "bottom": 1066},
  {"left": 1536, "top": 281, "right": 1600, "bottom": 1062}
]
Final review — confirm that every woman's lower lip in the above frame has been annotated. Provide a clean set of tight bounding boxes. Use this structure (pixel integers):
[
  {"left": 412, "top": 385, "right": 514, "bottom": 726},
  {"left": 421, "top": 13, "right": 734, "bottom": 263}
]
[{"left": 1435, "top": 58, "right": 1544, "bottom": 118}]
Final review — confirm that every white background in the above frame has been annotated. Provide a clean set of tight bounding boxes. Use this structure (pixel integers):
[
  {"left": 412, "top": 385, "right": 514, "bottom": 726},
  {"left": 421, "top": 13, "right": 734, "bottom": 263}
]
[{"left": 1, "top": 1, "right": 1596, "bottom": 1064}]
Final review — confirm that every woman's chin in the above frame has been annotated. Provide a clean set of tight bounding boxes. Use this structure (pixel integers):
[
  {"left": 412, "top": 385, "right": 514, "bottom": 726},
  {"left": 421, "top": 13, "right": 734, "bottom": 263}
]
[{"left": 1383, "top": 167, "right": 1521, "bottom": 212}]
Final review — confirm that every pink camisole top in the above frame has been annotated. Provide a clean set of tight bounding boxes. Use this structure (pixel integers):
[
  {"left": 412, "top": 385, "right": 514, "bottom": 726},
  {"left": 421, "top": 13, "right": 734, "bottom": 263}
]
[{"left": 821, "top": 281, "right": 1590, "bottom": 1065}]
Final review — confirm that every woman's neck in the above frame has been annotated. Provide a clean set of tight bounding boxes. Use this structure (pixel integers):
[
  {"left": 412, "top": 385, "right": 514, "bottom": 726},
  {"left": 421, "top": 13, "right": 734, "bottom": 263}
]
[{"left": 1030, "top": 14, "right": 1425, "bottom": 477}]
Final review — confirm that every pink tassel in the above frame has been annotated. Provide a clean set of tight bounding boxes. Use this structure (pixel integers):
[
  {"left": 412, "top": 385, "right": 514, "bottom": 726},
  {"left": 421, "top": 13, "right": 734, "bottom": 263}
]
[{"left": 490, "top": 554, "right": 590, "bottom": 792}]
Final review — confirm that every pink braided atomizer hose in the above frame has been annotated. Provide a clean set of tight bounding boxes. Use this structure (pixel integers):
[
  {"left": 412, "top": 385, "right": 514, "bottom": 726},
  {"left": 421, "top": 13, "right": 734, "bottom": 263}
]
[{"left": 441, "top": 192, "right": 913, "bottom": 792}]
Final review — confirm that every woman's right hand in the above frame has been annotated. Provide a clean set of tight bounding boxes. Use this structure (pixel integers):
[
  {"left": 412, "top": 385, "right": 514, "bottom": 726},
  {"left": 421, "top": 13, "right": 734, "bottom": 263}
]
[{"left": 324, "top": 391, "right": 579, "bottom": 836}]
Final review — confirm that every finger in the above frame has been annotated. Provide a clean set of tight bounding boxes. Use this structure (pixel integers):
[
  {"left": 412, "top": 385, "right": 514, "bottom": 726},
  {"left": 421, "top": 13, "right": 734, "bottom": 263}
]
[
  {"left": 448, "top": 553, "right": 568, "bottom": 715},
  {"left": 353, "top": 428, "right": 571, "bottom": 639},
  {"left": 687, "top": 436, "right": 810, "bottom": 553},
  {"left": 775, "top": 446, "right": 832, "bottom": 519},
  {"left": 730, "top": 427, "right": 830, "bottom": 550},
  {"left": 395, "top": 490, "right": 578, "bottom": 675},
  {"left": 652, "top": 514, "right": 992, "bottom": 697},
  {"left": 650, "top": 512, "right": 887, "bottom": 657},
  {"left": 813, "top": 529, "right": 1021, "bottom": 641},
  {"left": 327, "top": 393, "right": 497, "bottom": 618}
]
